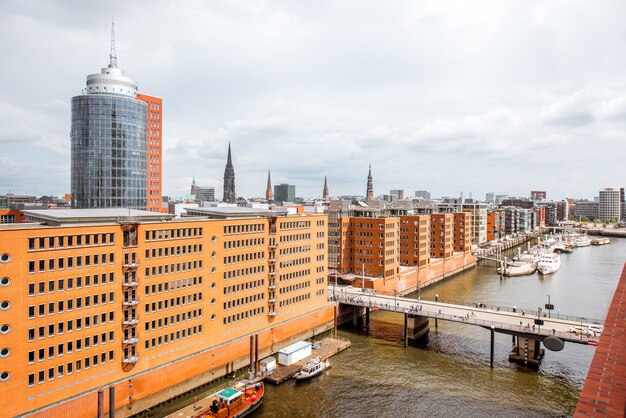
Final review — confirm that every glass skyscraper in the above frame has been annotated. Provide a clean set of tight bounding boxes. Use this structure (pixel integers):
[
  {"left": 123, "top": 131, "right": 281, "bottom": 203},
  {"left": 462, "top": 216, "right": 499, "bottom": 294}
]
[{"left": 71, "top": 25, "right": 152, "bottom": 210}]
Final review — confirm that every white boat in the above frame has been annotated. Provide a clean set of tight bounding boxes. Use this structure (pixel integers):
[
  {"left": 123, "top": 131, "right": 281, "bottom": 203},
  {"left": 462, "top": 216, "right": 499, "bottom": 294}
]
[
  {"left": 571, "top": 236, "right": 591, "bottom": 247},
  {"left": 537, "top": 252, "right": 561, "bottom": 275},
  {"left": 503, "top": 260, "right": 537, "bottom": 276},
  {"left": 293, "top": 357, "right": 331, "bottom": 381}
]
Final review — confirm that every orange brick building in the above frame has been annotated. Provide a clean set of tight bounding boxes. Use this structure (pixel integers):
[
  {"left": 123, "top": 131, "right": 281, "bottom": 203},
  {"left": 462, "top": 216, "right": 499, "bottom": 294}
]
[
  {"left": 0, "top": 208, "right": 332, "bottom": 417},
  {"left": 399, "top": 215, "right": 430, "bottom": 268},
  {"left": 328, "top": 203, "right": 475, "bottom": 295},
  {"left": 136, "top": 94, "right": 163, "bottom": 213},
  {"left": 453, "top": 212, "right": 472, "bottom": 253},
  {"left": 487, "top": 210, "right": 503, "bottom": 241},
  {"left": 430, "top": 213, "right": 454, "bottom": 259}
]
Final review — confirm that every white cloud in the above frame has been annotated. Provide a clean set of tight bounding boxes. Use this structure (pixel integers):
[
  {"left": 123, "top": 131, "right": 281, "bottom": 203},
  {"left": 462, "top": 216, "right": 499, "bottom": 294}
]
[{"left": 1, "top": 1, "right": 626, "bottom": 200}]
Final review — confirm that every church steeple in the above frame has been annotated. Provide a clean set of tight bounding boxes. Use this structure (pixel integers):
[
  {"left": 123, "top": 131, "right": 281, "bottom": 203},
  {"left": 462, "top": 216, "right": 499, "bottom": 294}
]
[
  {"left": 366, "top": 164, "right": 373, "bottom": 200},
  {"left": 266, "top": 170, "right": 273, "bottom": 201},
  {"left": 323, "top": 175, "right": 329, "bottom": 200},
  {"left": 223, "top": 142, "right": 236, "bottom": 203}
]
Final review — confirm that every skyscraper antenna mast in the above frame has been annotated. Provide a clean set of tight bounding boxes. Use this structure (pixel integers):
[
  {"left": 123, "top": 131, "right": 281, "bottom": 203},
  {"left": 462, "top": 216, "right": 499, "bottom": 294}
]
[{"left": 109, "top": 20, "right": 117, "bottom": 68}]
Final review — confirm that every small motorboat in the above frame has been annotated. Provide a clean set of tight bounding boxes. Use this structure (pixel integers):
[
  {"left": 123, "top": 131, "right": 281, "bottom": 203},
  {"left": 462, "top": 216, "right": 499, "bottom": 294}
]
[{"left": 293, "top": 357, "right": 331, "bottom": 382}]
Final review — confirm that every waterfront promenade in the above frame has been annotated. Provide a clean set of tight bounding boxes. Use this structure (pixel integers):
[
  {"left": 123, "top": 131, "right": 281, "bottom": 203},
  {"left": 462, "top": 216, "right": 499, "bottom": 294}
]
[{"left": 574, "top": 263, "right": 626, "bottom": 417}]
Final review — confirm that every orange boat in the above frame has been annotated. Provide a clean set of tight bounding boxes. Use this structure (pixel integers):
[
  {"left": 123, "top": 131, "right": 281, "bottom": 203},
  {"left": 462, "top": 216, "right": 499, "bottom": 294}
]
[{"left": 193, "top": 382, "right": 264, "bottom": 418}]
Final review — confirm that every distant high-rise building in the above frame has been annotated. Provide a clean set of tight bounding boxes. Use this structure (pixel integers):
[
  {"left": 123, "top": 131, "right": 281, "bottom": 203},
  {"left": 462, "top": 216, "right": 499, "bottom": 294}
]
[
  {"left": 222, "top": 142, "right": 236, "bottom": 203},
  {"left": 530, "top": 191, "right": 547, "bottom": 201},
  {"left": 390, "top": 189, "right": 404, "bottom": 200},
  {"left": 274, "top": 184, "right": 295, "bottom": 203},
  {"left": 598, "top": 187, "right": 621, "bottom": 221},
  {"left": 195, "top": 186, "right": 215, "bottom": 203},
  {"left": 366, "top": 165, "right": 374, "bottom": 200},
  {"left": 323, "top": 176, "right": 329, "bottom": 200},
  {"left": 71, "top": 23, "right": 162, "bottom": 210},
  {"left": 415, "top": 190, "right": 431, "bottom": 200},
  {"left": 485, "top": 192, "right": 495, "bottom": 203},
  {"left": 265, "top": 170, "right": 273, "bottom": 201}
]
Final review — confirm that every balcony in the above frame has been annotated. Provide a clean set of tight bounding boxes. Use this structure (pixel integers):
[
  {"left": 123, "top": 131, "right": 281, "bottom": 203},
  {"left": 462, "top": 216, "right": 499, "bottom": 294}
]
[
  {"left": 123, "top": 300, "right": 140, "bottom": 307},
  {"left": 269, "top": 259, "right": 276, "bottom": 263},
  {"left": 269, "top": 298, "right": 277, "bottom": 303},
  {"left": 123, "top": 337, "right": 140, "bottom": 344},
  {"left": 122, "top": 281, "right": 139, "bottom": 287},
  {"left": 123, "top": 319, "right": 139, "bottom": 326},
  {"left": 269, "top": 271, "right": 277, "bottom": 276},
  {"left": 122, "top": 356, "right": 139, "bottom": 364},
  {"left": 268, "top": 284, "right": 277, "bottom": 289},
  {"left": 268, "top": 311, "right": 278, "bottom": 317},
  {"left": 123, "top": 262, "right": 140, "bottom": 269}
]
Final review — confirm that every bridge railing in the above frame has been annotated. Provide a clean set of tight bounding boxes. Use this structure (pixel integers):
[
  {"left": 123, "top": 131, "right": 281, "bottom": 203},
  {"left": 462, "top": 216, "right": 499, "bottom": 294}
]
[
  {"left": 343, "top": 290, "right": 604, "bottom": 325},
  {"left": 330, "top": 295, "right": 598, "bottom": 344}
]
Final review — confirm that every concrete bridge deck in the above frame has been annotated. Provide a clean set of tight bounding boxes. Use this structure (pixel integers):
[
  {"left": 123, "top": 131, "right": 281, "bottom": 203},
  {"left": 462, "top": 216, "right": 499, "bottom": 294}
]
[{"left": 330, "top": 286, "right": 602, "bottom": 345}]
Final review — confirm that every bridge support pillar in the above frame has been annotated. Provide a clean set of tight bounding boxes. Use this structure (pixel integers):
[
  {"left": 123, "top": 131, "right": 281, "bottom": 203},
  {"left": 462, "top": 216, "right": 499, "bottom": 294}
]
[
  {"left": 404, "top": 313, "right": 408, "bottom": 347},
  {"left": 490, "top": 327, "right": 495, "bottom": 368},
  {"left": 352, "top": 306, "right": 358, "bottom": 327},
  {"left": 406, "top": 315, "right": 430, "bottom": 343},
  {"left": 365, "top": 307, "right": 370, "bottom": 328},
  {"left": 509, "top": 337, "right": 544, "bottom": 369}
]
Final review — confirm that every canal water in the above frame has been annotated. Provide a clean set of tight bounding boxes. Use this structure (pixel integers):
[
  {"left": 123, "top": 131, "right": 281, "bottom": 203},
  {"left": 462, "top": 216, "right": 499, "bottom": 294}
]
[{"left": 260, "top": 238, "right": 626, "bottom": 417}]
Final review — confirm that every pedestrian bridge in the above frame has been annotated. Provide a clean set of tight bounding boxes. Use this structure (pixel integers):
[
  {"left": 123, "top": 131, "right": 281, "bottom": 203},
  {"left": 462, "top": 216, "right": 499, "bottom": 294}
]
[{"left": 330, "top": 286, "right": 602, "bottom": 347}]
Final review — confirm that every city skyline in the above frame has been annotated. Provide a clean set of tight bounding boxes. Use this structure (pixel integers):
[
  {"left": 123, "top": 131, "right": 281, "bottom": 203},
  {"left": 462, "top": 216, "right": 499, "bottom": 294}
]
[{"left": 1, "top": 1, "right": 625, "bottom": 201}]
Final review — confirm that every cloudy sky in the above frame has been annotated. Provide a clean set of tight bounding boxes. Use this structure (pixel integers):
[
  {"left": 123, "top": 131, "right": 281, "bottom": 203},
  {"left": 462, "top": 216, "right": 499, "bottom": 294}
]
[{"left": 1, "top": 1, "right": 625, "bottom": 201}]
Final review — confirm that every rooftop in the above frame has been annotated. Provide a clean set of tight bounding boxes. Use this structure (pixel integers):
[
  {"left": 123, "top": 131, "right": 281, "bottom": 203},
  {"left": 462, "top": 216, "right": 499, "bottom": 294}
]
[
  {"left": 184, "top": 206, "right": 288, "bottom": 219},
  {"left": 22, "top": 208, "right": 173, "bottom": 225}
]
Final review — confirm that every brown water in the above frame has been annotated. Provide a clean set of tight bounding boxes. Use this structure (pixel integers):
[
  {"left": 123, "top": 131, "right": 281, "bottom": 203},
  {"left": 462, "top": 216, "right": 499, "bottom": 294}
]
[{"left": 260, "top": 239, "right": 626, "bottom": 417}]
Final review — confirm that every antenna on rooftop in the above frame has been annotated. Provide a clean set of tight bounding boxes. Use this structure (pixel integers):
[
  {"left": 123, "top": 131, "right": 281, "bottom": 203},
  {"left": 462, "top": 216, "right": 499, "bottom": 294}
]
[{"left": 109, "top": 20, "right": 117, "bottom": 68}]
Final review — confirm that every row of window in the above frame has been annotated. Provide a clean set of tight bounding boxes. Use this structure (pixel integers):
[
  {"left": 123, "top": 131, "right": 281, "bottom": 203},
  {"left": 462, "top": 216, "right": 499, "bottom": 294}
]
[
  {"left": 144, "top": 292, "right": 203, "bottom": 314},
  {"left": 144, "top": 260, "right": 203, "bottom": 277},
  {"left": 223, "top": 293, "right": 264, "bottom": 310},
  {"left": 144, "top": 276, "right": 203, "bottom": 296},
  {"left": 223, "top": 279, "right": 264, "bottom": 295},
  {"left": 144, "top": 309, "right": 202, "bottom": 332},
  {"left": 145, "top": 227, "right": 203, "bottom": 241},
  {"left": 279, "top": 233, "right": 311, "bottom": 242},
  {"left": 279, "top": 281, "right": 311, "bottom": 294},
  {"left": 279, "top": 220, "right": 311, "bottom": 230},
  {"left": 223, "top": 264, "right": 265, "bottom": 280},
  {"left": 223, "top": 252, "right": 264, "bottom": 265},
  {"left": 28, "top": 351, "right": 114, "bottom": 387},
  {"left": 28, "top": 292, "right": 114, "bottom": 318},
  {"left": 144, "top": 325, "right": 203, "bottom": 350},
  {"left": 28, "top": 312, "right": 115, "bottom": 341},
  {"left": 28, "top": 273, "right": 116, "bottom": 296},
  {"left": 223, "top": 237, "right": 265, "bottom": 250},
  {"left": 279, "top": 269, "right": 311, "bottom": 282},
  {"left": 28, "top": 331, "right": 115, "bottom": 364},
  {"left": 279, "top": 245, "right": 311, "bottom": 256},
  {"left": 28, "top": 234, "right": 115, "bottom": 251},
  {"left": 223, "top": 307, "right": 264, "bottom": 325},
  {"left": 279, "top": 257, "right": 311, "bottom": 269},
  {"left": 279, "top": 293, "right": 311, "bottom": 307},
  {"left": 144, "top": 244, "right": 203, "bottom": 259},
  {"left": 28, "top": 253, "right": 115, "bottom": 273},
  {"left": 223, "top": 223, "right": 265, "bottom": 235}
]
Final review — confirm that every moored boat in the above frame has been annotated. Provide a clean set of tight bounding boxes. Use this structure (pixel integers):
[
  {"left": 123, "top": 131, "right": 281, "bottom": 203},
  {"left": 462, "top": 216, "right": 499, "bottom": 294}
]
[
  {"left": 503, "top": 260, "right": 537, "bottom": 276},
  {"left": 571, "top": 236, "right": 592, "bottom": 247},
  {"left": 293, "top": 357, "right": 331, "bottom": 381},
  {"left": 537, "top": 252, "right": 561, "bottom": 275},
  {"left": 189, "top": 382, "right": 264, "bottom": 418},
  {"left": 591, "top": 237, "right": 610, "bottom": 246}
]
